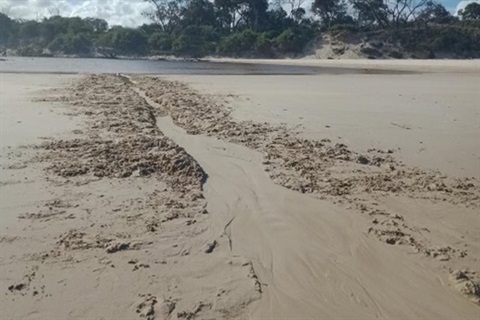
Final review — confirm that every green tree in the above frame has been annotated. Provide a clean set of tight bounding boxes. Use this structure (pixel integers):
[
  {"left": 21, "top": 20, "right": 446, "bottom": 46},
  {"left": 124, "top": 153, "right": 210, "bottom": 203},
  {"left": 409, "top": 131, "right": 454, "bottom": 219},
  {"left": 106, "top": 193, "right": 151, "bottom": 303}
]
[
  {"left": 417, "top": 1, "right": 455, "bottom": 24},
  {"left": 172, "top": 25, "right": 218, "bottom": 57},
  {"left": 67, "top": 17, "right": 94, "bottom": 35},
  {"left": 19, "top": 20, "right": 42, "bottom": 40},
  {"left": 67, "top": 33, "right": 93, "bottom": 55},
  {"left": 388, "top": 0, "right": 429, "bottom": 28},
  {"left": 238, "top": 0, "right": 269, "bottom": 31},
  {"left": 254, "top": 32, "right": 274, "bottom": 56},
  {"left": 459, "top": 2, "right": 480, "bottom": 20},
  {"left": 96, "top": 30, "right": 116, "bottom": 57},
  {"left": 181, "top": 0, "right": 217, "bottom": 27},
  {"left": 47, "top": 34, "right": 68, "bottom": 53},
  {"left": 0, "top": 13, "right": 13, "bottom": 46},
  {"left": 219, "top": 28, "right": 258, "bottom": 56},
  {"left": 311, "top": 0, "right": 348, "bottom": 27},
  {"left": 48, "top": 33, "right": 93, "bottom": 55},
  {"left": 214, "top": 0, "right": 240, "bottom": 30},
  {"left": 149, "top": 32, "right": 173, "bottom": 52},
  {"left": 111, "top": 27, "right": 148, "bottom": 56},
  {"left": 275, "top": 24, "right": 315, "bottom": 54},
  {"left": 292, "top": 7, "right": 307, "bottom": 21},
  {"left": 41, "top": 16, "right": 69, "bottom": 44},
  {"left": 85, "top": 17, "right": 109, "bottom": 32},
  {"left": 350, "top": 0, "right": 389, "bottom": 28},
  {"left": 274, "top": 0, "right": 307, "bottom": 17},
  {"left": 143, "top": 0, "right": 186, "bottom": 34},
  {"left": 214, "top": 0, "right": 269, "bottom": 31},
  {"left": 264, "top": 7, "right": 292, "bottom": 32}
]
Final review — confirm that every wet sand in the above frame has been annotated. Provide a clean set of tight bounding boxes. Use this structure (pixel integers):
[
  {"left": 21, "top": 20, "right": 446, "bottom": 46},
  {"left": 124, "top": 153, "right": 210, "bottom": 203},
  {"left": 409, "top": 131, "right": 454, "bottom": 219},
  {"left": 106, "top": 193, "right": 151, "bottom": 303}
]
[
  {"left": 214, "top": 58, "right": 480, "bottom": 73},
  {"left": 1, "top": 61, "right": 479, "bottom": 319}
]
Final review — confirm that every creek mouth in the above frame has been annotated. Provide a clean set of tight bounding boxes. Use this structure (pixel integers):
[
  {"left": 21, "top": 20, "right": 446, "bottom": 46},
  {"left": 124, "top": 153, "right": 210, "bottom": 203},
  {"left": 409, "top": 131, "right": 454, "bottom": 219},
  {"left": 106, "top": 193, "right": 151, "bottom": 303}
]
[
  {"left": 127, "top": 75, "right": 480, "bottom": 318},
  {"left": 3, "top": 73, "right": 477, "bottom": 319},
  {"left": 0, "top": 56, "right": 418, "bottom": 75}
]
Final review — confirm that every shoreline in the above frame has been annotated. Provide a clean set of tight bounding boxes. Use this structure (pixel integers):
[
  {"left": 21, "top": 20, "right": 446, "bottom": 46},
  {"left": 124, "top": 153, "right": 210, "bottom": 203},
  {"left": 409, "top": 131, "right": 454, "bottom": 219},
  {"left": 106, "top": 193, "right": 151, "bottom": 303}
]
[
  {"left": 212, "top": 57, "right": 480, "bottom": 73},
  {"left": 2, "top": 56, "right": 480, "bottom": 75}
]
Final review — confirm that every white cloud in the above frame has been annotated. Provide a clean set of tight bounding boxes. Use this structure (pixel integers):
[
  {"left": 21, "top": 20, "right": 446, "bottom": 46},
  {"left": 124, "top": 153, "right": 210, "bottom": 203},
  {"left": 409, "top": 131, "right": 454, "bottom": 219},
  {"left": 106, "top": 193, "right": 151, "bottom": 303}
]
[
  {"left": 0, "top": 0, "right": 152, "bottom": 27},
  {"left": 454, "top": 0, "right": 480, "bottom": 14},
  {"left": 2, "top": 0, "right": 473, "bottom": 26}
]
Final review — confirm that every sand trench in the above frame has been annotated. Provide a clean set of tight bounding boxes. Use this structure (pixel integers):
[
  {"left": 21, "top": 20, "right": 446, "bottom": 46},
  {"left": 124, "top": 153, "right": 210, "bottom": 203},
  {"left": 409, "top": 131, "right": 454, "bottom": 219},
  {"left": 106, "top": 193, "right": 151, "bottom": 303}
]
[{"left": 1, "top": 73, "right": 479, "bottom": 319}]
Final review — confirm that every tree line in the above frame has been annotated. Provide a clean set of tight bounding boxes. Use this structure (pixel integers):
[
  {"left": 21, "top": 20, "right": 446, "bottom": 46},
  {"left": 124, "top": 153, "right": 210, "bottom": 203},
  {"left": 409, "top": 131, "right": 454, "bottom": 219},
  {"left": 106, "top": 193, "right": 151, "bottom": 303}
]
[{"left": 0, "top": 0, "right": 479, "bottom": 58}]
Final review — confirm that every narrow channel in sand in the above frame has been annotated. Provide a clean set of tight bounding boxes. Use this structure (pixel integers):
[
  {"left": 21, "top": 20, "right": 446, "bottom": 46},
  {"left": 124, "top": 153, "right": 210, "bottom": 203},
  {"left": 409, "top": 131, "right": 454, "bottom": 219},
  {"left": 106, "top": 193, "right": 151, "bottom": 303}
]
[{"left": 133, "top": 84, "right": 479, "bottom": 319}]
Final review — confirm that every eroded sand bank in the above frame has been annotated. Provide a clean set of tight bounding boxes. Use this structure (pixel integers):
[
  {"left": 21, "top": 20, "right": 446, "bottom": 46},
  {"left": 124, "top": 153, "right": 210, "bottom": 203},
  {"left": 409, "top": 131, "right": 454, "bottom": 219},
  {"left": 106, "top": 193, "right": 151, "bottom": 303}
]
[{"left": 1, "top": 63, "right": 479, "bottom": 319}]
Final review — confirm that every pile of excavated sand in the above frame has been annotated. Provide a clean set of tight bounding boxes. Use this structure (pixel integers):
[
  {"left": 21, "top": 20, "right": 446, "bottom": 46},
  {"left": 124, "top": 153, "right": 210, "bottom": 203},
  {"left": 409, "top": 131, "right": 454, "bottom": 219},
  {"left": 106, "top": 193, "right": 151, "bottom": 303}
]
[{"left": 35, "top": 75, "right": 206, "bottom": 190}]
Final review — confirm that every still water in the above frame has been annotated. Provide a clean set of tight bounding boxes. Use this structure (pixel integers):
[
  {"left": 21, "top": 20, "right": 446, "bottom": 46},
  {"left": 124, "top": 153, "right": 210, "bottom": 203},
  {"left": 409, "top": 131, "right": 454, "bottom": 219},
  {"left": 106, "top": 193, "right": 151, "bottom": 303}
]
[
  {"left": 0, "top": 56, "right": 405, "bottom": 75},
  {"left": 0, "top": 56, "right": 322, "bottom": 75}
]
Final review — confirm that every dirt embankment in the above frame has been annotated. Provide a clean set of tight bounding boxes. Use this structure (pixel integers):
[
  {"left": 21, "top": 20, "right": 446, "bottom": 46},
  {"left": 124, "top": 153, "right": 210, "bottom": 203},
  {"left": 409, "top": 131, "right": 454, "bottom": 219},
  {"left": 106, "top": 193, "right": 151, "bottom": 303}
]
[{"left": 312, "top": 33, "right": 406, "bottom": 59}]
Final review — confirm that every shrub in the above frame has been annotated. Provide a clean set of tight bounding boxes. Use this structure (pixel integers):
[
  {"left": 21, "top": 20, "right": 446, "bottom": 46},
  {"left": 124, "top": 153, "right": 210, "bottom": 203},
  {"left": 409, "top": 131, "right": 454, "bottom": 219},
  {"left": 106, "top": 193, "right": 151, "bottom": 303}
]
[
  {"left": 17, "top": 45, "right": 43, "bottom": 57},
  {"left": 254, "top": 33, "right": 274, "bottom": 57},
  {"left": 149, "top": 32, "right": 173, "bottom": 52},
  {"left": 393, "top": 25, "right": 480, "bottom": 58},
  {"left": 218, "top": 29, "right": 258, "bottom": 56},
  {"left": 172, "top": 25, "right": 219, "bottom": 57},
  {"left": 275, "top": 26, "right": 315, "bottom": 55}
]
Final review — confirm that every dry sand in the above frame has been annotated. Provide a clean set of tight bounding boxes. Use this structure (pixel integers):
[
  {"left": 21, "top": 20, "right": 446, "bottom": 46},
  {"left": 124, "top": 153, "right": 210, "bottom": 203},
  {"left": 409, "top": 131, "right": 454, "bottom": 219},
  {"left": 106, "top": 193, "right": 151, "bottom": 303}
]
[{"left": 1, "top": 60, "right": 479, "bottom": 319}]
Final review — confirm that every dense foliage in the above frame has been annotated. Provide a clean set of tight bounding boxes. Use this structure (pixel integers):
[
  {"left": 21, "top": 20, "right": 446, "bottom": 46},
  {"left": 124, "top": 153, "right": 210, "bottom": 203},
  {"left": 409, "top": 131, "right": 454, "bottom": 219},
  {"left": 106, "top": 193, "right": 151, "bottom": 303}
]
[{"left": 0, "top": 0, "right": 479, "bottom": 58}]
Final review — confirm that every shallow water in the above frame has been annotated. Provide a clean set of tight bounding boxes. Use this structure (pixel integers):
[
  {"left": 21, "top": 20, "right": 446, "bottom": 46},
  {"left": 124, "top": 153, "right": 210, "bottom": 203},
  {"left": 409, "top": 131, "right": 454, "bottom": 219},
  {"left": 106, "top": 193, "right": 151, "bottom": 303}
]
[{"left": 0, "top": 56, "right": 411, "bottom": 75}]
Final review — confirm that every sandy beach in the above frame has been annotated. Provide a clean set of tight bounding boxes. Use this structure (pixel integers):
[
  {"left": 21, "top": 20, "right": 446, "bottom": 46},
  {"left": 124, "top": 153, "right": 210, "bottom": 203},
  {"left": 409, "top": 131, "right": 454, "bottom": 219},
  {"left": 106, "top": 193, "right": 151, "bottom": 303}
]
[{"left": 1, "top": 60, "right": 479, "bottom": 319}]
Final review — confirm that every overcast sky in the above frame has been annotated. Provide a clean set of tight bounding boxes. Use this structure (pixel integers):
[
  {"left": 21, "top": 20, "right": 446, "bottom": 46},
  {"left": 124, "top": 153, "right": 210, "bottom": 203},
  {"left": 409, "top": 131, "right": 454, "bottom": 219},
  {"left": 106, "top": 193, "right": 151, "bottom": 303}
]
[{"left": 0, "top": 0, "right": 478, "bottom": 28}]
